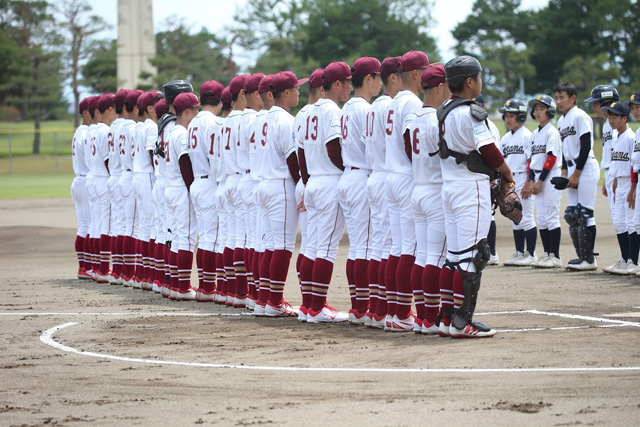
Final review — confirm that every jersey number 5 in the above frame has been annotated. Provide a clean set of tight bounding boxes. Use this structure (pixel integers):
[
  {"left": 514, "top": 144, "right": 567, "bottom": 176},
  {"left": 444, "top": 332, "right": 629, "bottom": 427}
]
[
  {"left": 189, "top": 127, "right": 198, "bottom": 149},
  {"left": 385, "top": 110, "right": 394, "bottom": 136}
]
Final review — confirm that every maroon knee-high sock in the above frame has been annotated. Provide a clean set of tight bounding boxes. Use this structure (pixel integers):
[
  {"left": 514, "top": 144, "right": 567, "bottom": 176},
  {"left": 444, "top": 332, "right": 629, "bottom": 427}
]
[
  {"left": 346, "top": 258, "right": 355, "bottom": 308},
  {"left": 216, "top": 252, "right": 227, "bottom": 294},
  {"left": 83, "top": 236, "right": 91, "bottom": 271},
  {"left": 258, "top": 249, "right": 273, "bottom": 305},
  {"left": 233, "top": 248, "right": 248, "bottom": 296},
  {"left": 385, "top": 255, "right": 400, "bottom": 316},
  {"left": 439, "top": 266, "right": 454, "bottom": 322},
  {"left": 109, "top": 236, "right": 117, "bottom": 276},
  {"left": 423, "top": 265, "right": 441, "bottom": 324},
  {"left": 299, "top": 256, "right": 314, "bottom": 309},
  {"left": 367, "top": 259, "right": 380, "bottom": 315},
  {"left": 353, "top": 259, "right": 369, "bottom": 313},
  {"left": 251, "top": 250, "right": 261, "bottom": 300},
  {"left": 395, "top": 255, "right": 416, "bottom": 319},
  {"left": 452, "top": 269, "right": 464, "bottom": 310},
  {"left": 122, "top": 236, "right": 136, "bottom": 280},
  {"left": 92, "top": 238, "right": 100, "bottom": 273},
  {"left": 247, "top": 248, "right": 256, "bottom": 299},
  {"left": 75, "top": 235, "right": 85, "bottom": 270},
  {"left": 410, "top": 264, "right": 425, "bottom": 321},
  {"left": 202, "top": 249, "right": 217, "bottom": 293},
  {"left": 99, "top": 234, "right": 111, "bottom": 275},
  {"left": 116, "top": 236, "right": 125, "bottom": 277},
  {"left": 269, "top": 250, "right": 292, "bottom": 305},
  {"left": 177, "top": 250, "right": 193, "bottom": 292},
  {"left": 155, "top": 243, "right": 165, "bottom": 285},
  {"left": 311, "top": 258, "right": 334, "bottom": 311},
  {"left": 169, "top": 250, "right": 179, "bottom": 290},
  {"left": 296, "top": 252, "right": 304, "bottom": 284},
  {"left": 223, "top": 247, "right": 235, "bottom": 296},
  {"left": 377, "top": 258, "right": 388, "bottom": 316},
  {"left": 196, "top": 248, "right": 204, "bottom": 290},
  {"left": 148, "top": 239, "right": 156, "bottom": 282}
]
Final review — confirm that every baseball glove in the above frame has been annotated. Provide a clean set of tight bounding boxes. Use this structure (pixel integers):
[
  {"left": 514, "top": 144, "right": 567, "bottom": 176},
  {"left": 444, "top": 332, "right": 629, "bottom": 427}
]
[
  {"left": 496, "top": 178, "right": 523, "bottom": 225},
  {"left": 550, "top": 176, "right": 572, "bottom": 190}
]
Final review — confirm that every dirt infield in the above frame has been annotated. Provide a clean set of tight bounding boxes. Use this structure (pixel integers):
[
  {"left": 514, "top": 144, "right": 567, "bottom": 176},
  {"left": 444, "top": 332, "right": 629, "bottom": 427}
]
[{"left": 1, "top": 197, "right": 639, "bottom": 426}]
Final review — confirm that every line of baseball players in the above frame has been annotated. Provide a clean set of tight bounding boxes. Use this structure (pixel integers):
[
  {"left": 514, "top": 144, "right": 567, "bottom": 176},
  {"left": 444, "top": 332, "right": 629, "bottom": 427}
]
[{"left": 69, "top": 51, "right": 639, "bottom": 338}]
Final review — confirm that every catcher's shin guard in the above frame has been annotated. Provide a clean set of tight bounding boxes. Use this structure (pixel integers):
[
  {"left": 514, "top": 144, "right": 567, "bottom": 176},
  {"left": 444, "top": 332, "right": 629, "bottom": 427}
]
[
  {"left": 564, "top": 206, "right": 580, "bottom": 256},
  {"left": 577, "top": 204, "right": 595, "bottom": 261},
  {"left": 450, "top": 239, "right": 490, "bottom": 329}
]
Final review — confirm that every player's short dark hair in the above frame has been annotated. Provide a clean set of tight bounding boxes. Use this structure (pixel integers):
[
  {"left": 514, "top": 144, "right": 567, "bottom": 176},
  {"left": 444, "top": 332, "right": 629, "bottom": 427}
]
[
  {"left": 351, "top": 73, "right": 378, "bottom": 89},
  {"left": 201, "top": 98, "right": 221, "bottom": 107},
  {"left": 232, "top": 92, "right": 240, "bottom": 102},
  {"left": 138, "top": 109, "right": 144, "bottom": 117},
  {"left": 221, "top": 102, "right": 232, "bottom": 112},
  {"left": 273, "top": 90, "right": 286, "bottom": 99},
  {"left": 115, "top": 104, "right": 124, "bottom": 114},
  {"left": 309, "top": 86, "right": 321, "bottom": 97},
  {"left": 89, "top": 108, "right": 96, "bottom": 119},
  {"left": 382, "top": 71, "right": 399, "bottom": 86},
  {"left": 553, "top": 82, "right": 578, "bottom": 99},
  {"left": 449, "top": 73, "right": 480, "bottom": 94},
  {"left": 126, "top": 104, "right": 135, "bottom": 113},
  {"left": 322, "top": 79, "right": 349, "bottom": 92}
]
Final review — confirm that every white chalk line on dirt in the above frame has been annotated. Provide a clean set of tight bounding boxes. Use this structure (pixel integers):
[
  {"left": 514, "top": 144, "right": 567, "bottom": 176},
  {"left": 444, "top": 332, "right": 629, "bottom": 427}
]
[{"left": 40, "top": 322, "right": 640, "bottom": 374}]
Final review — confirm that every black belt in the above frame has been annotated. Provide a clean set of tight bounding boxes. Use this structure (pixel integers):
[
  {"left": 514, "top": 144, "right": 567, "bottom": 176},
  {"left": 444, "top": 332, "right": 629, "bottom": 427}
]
[
  {"left": 199, "top": 175, "right": 208, "bottom": 179},
  {"left": 566, "top": 160, "right": 574, "bottom": 167},
  {"left": 126, "top": 169, "right": 132, "bottom": 172},
  {"left": 533, "top": 169, "right": 543, "bottom": 173}
]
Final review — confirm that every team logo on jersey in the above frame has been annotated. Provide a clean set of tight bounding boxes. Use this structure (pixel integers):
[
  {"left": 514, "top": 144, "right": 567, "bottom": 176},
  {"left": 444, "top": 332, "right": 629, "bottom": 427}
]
[
  {"left": 611, "top": 150, "right": 630, "bottom": 161},
  {"left": 559, "top": 126, "right": 576, "bottom": 141},
  {"left": 502, "top": 145, "right": 525, "bottom": 156},
  {"left": 531, "top": 144, "right": 547, "bottom": 155},
  {"left": 634, "top": 141, "right": 640, "bottom": 153},
  {"left": 603, "top": 130, "right": 613, "bottom": 144}
]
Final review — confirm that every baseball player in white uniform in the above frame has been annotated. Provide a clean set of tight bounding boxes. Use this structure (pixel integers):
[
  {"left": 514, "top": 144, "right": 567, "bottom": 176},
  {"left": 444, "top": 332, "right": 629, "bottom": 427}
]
[
  {"left": 437, "top": 56, "right": 514, "bottom": 338},
  {"left": 299, "top": 61, "right": 351, "bottom": 323},
  {"left": 603, "top": 102, "right": 636, "bottom": 274},
  {"left": 363, "top": 57, "right": 401, "bottom": 328},
  {"left": 150, "top": 98, "right": 169, "bottom": 292},
  {"left": 555, "top": 82, "right": 600, "bottom": 270},
  {"left": 71, "top": 98, "right": 92, "bottom": 279},
  {"left": 499, "top": 99, "right": 537, "bottom": 266},
  {"left": 629, "top": 91, "right": 640, "bottom": 276},
  {"left": 408, "top": 64, "right": 449, "bottom": 334},
  {"left": 384, "top": 50, "right": 429, "bottom": 332},
  {"left": 525, "top": 94, "right": 563, "bottom": 268},
  {"left": 164, "top": 92, "right": 200, "bottom": 301},
  {"left": 337, "top": 56, "right": 381, "bottom": 324},
  {"left": 90, "top": 94, "right": 116, "bottom": 283},
  {"left": 83, "top": 96, "right": 99, "bottom": 279},
  {"left": 254, "top": 71, "right": 306, "bottom": 317},
  {"left": 187, "top": 80, "right": 224, "bottom": 301}
]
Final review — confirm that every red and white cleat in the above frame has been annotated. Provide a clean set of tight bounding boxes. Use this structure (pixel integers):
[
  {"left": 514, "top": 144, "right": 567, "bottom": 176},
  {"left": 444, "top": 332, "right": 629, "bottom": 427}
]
[
  {"left": 77, "top": 268, "right": 92, "bottom": 280},
  {"left": 449, "top": 321, "right": 497, "bottom": 338},
  {"left": 387, "top": 315, "right": 415, "bottom": 332},
  {"left": 306, "top": 304, "right": 348, "bottom": 323},
  {"left": 174, "top": 288, "right": 197, "bottom": 301},
  {"left": 348, "top": 309, "right": 367, "bottom": 325},
  {"left": 265, "top": 301, "right": 299, "bottom": 317}
]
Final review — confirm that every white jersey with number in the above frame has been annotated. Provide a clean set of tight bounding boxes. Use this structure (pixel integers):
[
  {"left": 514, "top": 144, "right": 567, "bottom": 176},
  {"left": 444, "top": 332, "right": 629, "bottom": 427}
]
[
  {"left": 207, "top": 116, "right": 224, "bottom": 180},
  {"left": 222, "top": 110, "right": 243, "bottom": 175},
  {"left": 119, "top": 119, "right": 137, "bottom": 172},
  {"left": 239, "top": 108, "right": 258, "bottom": 172},
  {"left": 385, "top": 90, "right": 422, "bottom": 175},
  {"left": 440, "top": 101, "right": 497, "bottom": 182},
  {"left": 255, "top": 106, "right": 296, "bottom": 181},
  {"left": 302, "top": 98, "right": 343, "bottom": 177},
  {"left": 365, "top": 94, "right": 392, "bottom": 173},
  {"left": 187, "top": 110, "right": 217, "bottom": 178},
  {"left": 610, "top": 127, "right": 635, "bottom": 178},
  {"left": 501, "top": 126, "right": 532, "bottom": 174},
  {"left": 83, "top": 124, "right": 95, "bottom": 175},
  {"left": 251, "top": 109, "right": 268, "bottom": 180},
  {"left": 529, "top": 123, "right": 561, "bottom": 171},
  {"left": 165, "top": 124, "right": 189, "bottom": 188},
  {"left": 156, "top": 120, "right": 174, "bottom": 178},
  {"left": 107, "top": 118, "right": 124, "bottom": 176},
  {"left": 132, "top": 119, "right": 155, "bottom": 174},
  {"left": 600, "top": 119, "right": 617, "bottom": 170},
  {"left": 557, "top": 106, "right": 595, "bottom": 162},
  {"left": 90, "top": 122, "right": 111, "bottom": 177},
  {"left": 294, "top": 104, "right": 312, "bottom": 151},
  {"left": 410, "top": 106, "right": 441, "bottom": 185},
  {"left": 72, "top": 125, "right": 89, "bottom": 176},
  {"left": 340, "top": 97, "right": 371, "bottom": 170},
  {"left": 215, "top": 117, "right": 227, "bottom": 184}
]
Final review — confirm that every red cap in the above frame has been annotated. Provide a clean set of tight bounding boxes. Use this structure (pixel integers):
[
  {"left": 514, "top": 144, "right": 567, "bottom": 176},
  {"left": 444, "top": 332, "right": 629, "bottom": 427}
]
[
  {"left": 308, "top": 68, "right": 324, "bottom": 89},
  {"left": 244, "top": 73, "right": 265, "bottom": 93},
  {"left": 380, "top": 56, "right": 401, "bottom": 78},
  {"left": 88, "top": 95, "right": 100, "bottom": 110},
  {"left": 199, "top": 80, "right": 224, "bottom": 100},
  {"left": 174, "top": 92, "right": 200, "bottom": 113},
  {"left": 229, "top": 74, "right": 247, "bottom": 95},
  {"left": 323, "top": 62, "right": 352, "bottom": 84},
  {"left": 97, "top": 93, "right": 115, "bottom": 113},
  {"left": 258, "top": 75, "right": 275, "bottom": 94},
  {"left": 421, "top": 64, "right": 446, "bottom": 89},
  {"left": 79, "top": 97, "right": 89, "bottom": 113},
  {"left": 114, "top": 89, "right": 130, "bottom": 107},
  {"left": 125, "top": 89, "right": 144, "bottom": 109},
  {"left": 221, "top": 86, "right": 232, "bottom": 104},
  {"left": 400, "top": 50, "right": 429, "bottom": 72},
  {"left": 352, "top": 57, "right": 381, "bottom": 76},
  {"left": 155, "top": 99, "right": 169, "bottom": 117},
  {"left": 137, "top": 90, "right": 162, "bottom": 111},
  {"left": 271, "top": 71, "right": 309, "bottom": 93}
]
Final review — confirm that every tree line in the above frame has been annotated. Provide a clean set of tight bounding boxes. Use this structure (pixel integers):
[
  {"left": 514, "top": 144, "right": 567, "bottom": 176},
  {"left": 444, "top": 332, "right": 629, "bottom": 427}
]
[{"left": 1, "top": 0, "right": 638, "bottom": 154}]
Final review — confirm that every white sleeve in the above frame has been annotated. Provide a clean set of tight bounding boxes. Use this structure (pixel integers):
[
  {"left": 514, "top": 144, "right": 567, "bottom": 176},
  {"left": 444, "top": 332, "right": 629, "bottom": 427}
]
[{"left": 323, "top": 108, "right": 342, "bottom": 145}]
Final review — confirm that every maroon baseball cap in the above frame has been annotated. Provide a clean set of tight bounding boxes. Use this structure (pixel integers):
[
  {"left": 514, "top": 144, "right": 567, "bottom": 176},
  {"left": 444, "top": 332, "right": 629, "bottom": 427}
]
[
  {"left": 174, "top": 92, "right": 200, "bottom": 113},
  {"left": 221, "top": 86, "right": 232, "bottom": 105},
  {"left": 400, "top": 50, "right": 429, "bottom": 72},
  {"left": 244, "top": 73, "right": 265, "bottom": 93},
  {"left": 155, "top": 98, "right": 169, "bottom": 117},
  {"left": 79, "top": 97, "right": 89, "bottom": 113},
  {"left": 421, "top": 64, "right": 447, "bottom": 89},
  {"left": 381, "top": 56, "right": 401, "bottom": 78},
  {"left": 88, "top": 95, "right": 100, "bottom": 110},
  {"left": 97, "top": 93, "right": 115, "bottom": 113},
  {"left": 308, "top": 68, "right": 324, "bottom": 89},
  {"left": 271, "top": 71, "right": 309, "bottom": 93},
  {"left": 323, "top": 62, "right": 352, "bottom": 84},
  {"left": 137, "top": 90, "right": 162, "bottom": 111},
  {"left": 352, "top": 57, "right": 381, "bottom": 76},
  {"left": 114, "top": 89, "right": 130, "bottom": 107},
  {"left": 258, "top": 74, "right": 275, "bottom": 94},
  {"left": 229, "top": 74, "right": 248, "bottom": 95},
  {"left": 200, "top": 80, "right": 224, "bottom": 100},
  {"left": 125, "top": 89, "right": 144, "bottom": 109}
]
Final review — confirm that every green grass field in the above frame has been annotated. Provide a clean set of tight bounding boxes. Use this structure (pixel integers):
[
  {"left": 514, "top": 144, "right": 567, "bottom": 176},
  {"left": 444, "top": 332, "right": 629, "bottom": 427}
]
[
  {"left": 0, "top": 120, "right": 75, "bottom": 158},
  {"left": 0, "top": 174, "right": 74, "bottom": 199}
]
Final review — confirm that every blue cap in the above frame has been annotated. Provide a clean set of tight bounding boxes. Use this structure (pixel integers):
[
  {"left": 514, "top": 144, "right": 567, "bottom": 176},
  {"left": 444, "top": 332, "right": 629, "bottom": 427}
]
[{"left": 601, "top": 101, "right": 629, "bottom": 117}]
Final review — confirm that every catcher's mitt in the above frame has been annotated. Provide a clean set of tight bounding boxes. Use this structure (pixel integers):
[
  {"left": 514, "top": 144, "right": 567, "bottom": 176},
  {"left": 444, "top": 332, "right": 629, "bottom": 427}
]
[{"left": 496, "top": 178, "right": 523, "bottom": 225}]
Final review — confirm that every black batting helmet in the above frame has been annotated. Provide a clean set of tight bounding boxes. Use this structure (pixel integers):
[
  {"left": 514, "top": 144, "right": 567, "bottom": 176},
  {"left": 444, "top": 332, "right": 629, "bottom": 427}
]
[
  {"left": 163, "top": 80, "right": 194, "bottom": 105},
  {"left": 528, "top": 94, "right": 557, "bottom": 119},
  {"left": 585, "top": 85, "right": 619, "bottom": 104},
  {"left": 499, "top": 98, "right": 528, "bottom": 123},
  {"left": 444, "top": 55, "right": 482, "bottom": 88}
]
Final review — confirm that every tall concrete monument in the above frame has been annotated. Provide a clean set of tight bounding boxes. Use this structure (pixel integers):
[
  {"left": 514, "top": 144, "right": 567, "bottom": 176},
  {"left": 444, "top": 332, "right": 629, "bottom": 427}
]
[{"left": 117, "top": 0, "right": 157, "bottom": 88}]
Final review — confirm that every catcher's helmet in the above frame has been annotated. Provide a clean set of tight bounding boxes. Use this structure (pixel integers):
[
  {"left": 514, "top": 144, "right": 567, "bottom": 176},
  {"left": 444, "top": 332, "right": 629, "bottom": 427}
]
[
  {"left": 528, "top": 94, "right": 557, "bottom": 120},
  {"left": 499, "top": 98, "right": 528, "bottom": 123},
  {"left": 585, "top": 84, "right": 619, "bottom": 104},
  {"left": 163, "top": 80, "right": 194, "bottom": 105},
  {"left": 445, "top": 55, "right": 482, "bottom": 88}
]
